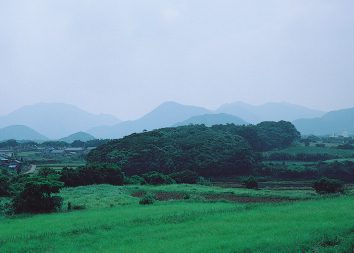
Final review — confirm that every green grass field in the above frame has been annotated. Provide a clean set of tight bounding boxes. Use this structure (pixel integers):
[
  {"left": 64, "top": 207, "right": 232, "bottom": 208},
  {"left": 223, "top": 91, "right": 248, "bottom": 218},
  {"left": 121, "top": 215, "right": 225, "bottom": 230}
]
[
  {"left": 0, "top": 184, "right": 353, "bottom": 253},
  {"left": 264, "top": 146, "right": 354, "bottom": 158},
  {"left": 36, "top": 163, "right": 86, "bottom": 171}
]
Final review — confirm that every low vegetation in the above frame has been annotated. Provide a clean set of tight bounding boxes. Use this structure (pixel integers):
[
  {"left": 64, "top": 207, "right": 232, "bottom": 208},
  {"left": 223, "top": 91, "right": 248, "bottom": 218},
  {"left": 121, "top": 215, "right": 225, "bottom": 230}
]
[{"left": 0, "top": 122, "right": 353, "bottom": 252}]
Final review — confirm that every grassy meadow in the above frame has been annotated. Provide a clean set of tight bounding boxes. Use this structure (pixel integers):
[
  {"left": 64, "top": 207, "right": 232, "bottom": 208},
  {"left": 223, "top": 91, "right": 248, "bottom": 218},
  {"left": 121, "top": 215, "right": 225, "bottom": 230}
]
[
  {"left": 0, "top": 184, "right": 353, "bottom": 253},
  {"left": 263, "top": 146, "right": 354, "bottom": 157}
]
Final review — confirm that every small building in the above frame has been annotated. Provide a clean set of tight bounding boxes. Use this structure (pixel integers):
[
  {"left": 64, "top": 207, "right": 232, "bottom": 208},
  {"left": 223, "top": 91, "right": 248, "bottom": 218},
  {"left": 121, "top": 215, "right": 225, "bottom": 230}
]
[
  {"left": 51, "top": 149, "right": 65, "bottom": 155},
  {"left": 64, "top": 147, "right": 84, "bottom": 153},
  {"left": 8, "top": 160, "right": 22, "bottom": 170},
  {"left": 0, "top": 150, "right": 14, "bottom": 158},
  {"left": 0, "top": 156, "right": 9, "bottom": 166}
]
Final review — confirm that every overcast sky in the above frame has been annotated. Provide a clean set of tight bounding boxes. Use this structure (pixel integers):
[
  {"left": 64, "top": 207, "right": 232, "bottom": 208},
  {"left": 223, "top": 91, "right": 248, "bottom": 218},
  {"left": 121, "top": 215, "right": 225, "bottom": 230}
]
[{"left": 0, "top": 0, "right": 353, "bottom": 120}]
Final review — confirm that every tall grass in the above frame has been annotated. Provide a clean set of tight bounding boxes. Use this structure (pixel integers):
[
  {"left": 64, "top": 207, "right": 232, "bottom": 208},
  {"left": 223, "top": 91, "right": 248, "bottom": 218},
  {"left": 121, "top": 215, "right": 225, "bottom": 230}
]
[{"left": 0, "top": 196, "right": 353, "bottom": 252}]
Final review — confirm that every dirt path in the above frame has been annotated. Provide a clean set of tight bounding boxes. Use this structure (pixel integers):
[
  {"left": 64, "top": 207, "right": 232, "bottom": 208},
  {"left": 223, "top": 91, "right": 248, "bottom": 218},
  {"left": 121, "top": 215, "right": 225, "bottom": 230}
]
[{"left": 25, "top": 164, "right": 37, "bottom": 174}]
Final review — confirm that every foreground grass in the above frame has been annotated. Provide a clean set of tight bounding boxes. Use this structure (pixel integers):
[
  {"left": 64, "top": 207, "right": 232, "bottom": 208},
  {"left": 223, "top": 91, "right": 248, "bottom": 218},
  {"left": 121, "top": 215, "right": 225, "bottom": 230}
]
[{"left": 0, "top": 194, "right": 353, "bottom": 253}]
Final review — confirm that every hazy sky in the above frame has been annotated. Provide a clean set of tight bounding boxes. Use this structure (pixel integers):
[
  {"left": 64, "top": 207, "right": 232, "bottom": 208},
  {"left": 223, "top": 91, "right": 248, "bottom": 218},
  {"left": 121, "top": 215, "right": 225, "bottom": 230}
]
[{"left": 1, "top": 0, "right": 353, "bottom": 120}]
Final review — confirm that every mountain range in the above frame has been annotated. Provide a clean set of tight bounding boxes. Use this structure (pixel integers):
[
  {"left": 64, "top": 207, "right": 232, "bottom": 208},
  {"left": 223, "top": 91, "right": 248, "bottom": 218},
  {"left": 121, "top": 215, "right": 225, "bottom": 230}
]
[
  {"left": 174, "top": 113, "right": 248, "bottom": 127},
  {"left": 216, "top": 102, "right": 324, "bottom": 123},
  {"left": 88, "top": 102, "right": 210, "bottom": 138},
  {"left": 0, "top": 103, "right": 121, "bottom": 139},
  {"left": 0, "top": 125, "right": 48, "bottom": 141},
  {"left": 293, "top": 107, "right": 354, "bottom": 136},
  {"left": 59, "top": 132, "right": 96, "bottom": 143},
  {"left": 0, "top": 101, "right": 352, "bottom": 140}
]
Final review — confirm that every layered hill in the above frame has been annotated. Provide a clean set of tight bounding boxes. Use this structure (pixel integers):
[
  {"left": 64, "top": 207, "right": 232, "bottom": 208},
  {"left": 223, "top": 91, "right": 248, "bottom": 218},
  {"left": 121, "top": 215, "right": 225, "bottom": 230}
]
[
  {"left": 87, "top": 122, "right": 300, "bottom": 176},
  {"left": 293, "top": 107, "right": 354, "bottom": 135},
  {"left": 0, "top": 103, "right": 121, "bottom": 139},
  {"left": 59, "top": 132, "right": 96, "bottom": 143},
  {"left": 217, "top": 102, "right": 324, "bottom": 124},
  {"left": 89, "top": 102, "right": 210, "bottom": 139},
  {"left": 0, "top": 125, "right": 48, "bottom": 141},
  {"left": 175, "top": 113, "right": 248, "bottom": 127}
]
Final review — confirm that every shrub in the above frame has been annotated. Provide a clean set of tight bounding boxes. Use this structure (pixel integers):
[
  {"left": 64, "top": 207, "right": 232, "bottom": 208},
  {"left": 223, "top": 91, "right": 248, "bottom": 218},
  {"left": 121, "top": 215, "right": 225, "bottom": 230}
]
[
  {"left": 197, "top": 176, "right": 212, "bottom": 186},
  {"left": 72, "top": 204, "right": 86, "bottom": 210},
  {"left": 12, "top": 176, "right": 64, "bottom": 214},
  {"left": 142, "top": 171, "right": 176, "bottom": 185},
  {"left": 242, "top": 176, "right": 258, "bottom": 189},
  {"left": 60, "top": 163, "right": 124, "bottom": 187},
  {"left": 169, "top": 170, "right": 199, "bottom": 184},
  {"left": 139, "top": 194, "right": 155, "bottom": 205},
  {"left": 0, "top": 174, "right": 11, "bottom": 196},
  {"left": 313, "top": 178, "right": 344, "bottom": 194},
  {"left": 124, "top": 175, "right": 146, "bottom": 185}
]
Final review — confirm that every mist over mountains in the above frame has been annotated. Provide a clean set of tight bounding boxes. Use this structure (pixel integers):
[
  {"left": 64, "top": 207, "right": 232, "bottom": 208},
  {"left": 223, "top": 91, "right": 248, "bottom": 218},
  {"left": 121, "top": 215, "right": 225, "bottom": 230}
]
[
  {"left": 293, "top": 107, "right": 354, "bottom": 136},
  {"left": 0, "top": 101, "right": 352, "bottom": 141},
  {"left": 0, "top": 103, "right": 121, "bottom": 139},
  {"left": 88, "top": 102, "right": 210, "bottom": 139},
  {"left": 0, "top": 125, "right": 48, "bottom": 141},
  {"left": 216, "top": 102, "right": 324, "bottom": 123},
  {"left": 174, "top": 113, "right": 248, "bottom": 127}
]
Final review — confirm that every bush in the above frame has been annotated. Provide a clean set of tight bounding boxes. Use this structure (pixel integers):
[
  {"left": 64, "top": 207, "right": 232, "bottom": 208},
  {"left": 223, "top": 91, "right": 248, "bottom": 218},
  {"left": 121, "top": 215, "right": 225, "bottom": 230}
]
[
  {"left": 12, "top": 176, "right": 64, "bottom": 214},
  {"left": 60, "top": 163, "right": 124, "bottom": 187},
  {"left": 0, "top": 174, "right": 11, "bottom": 196},
  {"left": 124, "top": 175, "right": 146, "bottom": 185},
  {"left": 169, "top": 170, "right": 199, "bottom": 184},
  {"left": 197, "top": 176, "right": 212, "bottom": 186},
  {"left": 142, "top": 171, "right": 176, "bottom": 185},
  {"left": 242, "top": 176, "right": 258, "bottom": 189},
  {"left": 313, "top": 178, "right": 344, "bottom": 194},
  {"left": 72, "top": 204, "right": 86, "bottom": 210},
  {"left": 139, "top": 194, "right": 155, "bottom": 205}
]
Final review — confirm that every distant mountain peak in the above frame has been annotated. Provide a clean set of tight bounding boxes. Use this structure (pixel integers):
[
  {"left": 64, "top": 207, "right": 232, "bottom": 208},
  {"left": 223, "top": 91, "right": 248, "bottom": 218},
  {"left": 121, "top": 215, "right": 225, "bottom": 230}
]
[
  {"left": 0, "top": 125, "right": 48, "bottom": 141},
  {"left": 294, "top": 107, "right": 354, "bottom": 135},
  {"left": 88, "top": 102, "right": 210, "bottom": 139},
  {"left": 0, "top": 103, "right": 121, "bottom": 139},
  {"left": 60, "top": 131, "right": 96, "bottom": 143},
  {"left": 175, "top": 113, "right": 248, "bottom": 127},
  {"left": 217, "top": 101, "right": 324, "bottom": 123}
]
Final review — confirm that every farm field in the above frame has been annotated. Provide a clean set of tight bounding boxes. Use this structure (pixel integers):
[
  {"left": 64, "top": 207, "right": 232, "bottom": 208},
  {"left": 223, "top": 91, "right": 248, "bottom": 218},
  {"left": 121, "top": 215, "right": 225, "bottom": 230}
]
[
  {"left": 0, "top": 184, "right": 353, "bottom": 253},
  {"left": 264, "top": 146, "right": 354, "bottom": 158}
]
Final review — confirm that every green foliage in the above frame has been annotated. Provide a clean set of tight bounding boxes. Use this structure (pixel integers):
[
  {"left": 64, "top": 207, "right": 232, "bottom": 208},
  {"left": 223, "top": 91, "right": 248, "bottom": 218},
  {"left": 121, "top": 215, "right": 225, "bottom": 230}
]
[
  {"left": 139, "top": 193, "right": 155, "bottom": 205},
  {"left": 60, "top": 163, "right": 124, "bottom": 187},
  {"left": 12, "top": 176, "right": 63, "bottom": 214},
  {"left": 212, "top": 121, "right": 300, "bottom": 151},
  {"left": 0, "top": 173, "right": 11, "bottom": 196},
  {"left": 124, "top": 175, "right": 146, "bottom": 185},
  {"left": 169, "top": 170, "right": 199, "bottom": 184},
  {"left": 142, "top": 171, "right": 176, "bottom": 185},
  {"left": 242, "top": 176, "right": 258, "bottom": 189},
  {"left": 337, "top": 143, "right": 354, "bottom": 150},
  {"left": 318, "top": 161, "right": 354, "bottom": 182},
  {"left": 196, "top": 176, "right": 212, "bottom": 186},
  {"left": 264, "top": 152, "right": 336, "bottom": 162},
  {"left": 0, "top": 139, "right": 18, "bottom": 148},
  {"left": 41, "top": 141, "right": 68, "bottom": 148},
  {"left": 313, "top": 178, "right": 344, "bottom": 194},
  {"left": 88, "top": 125, "right": 255, "bottom": 177},
  {"left": 71, "top": 140, "right": 85, "bottom": 147}
]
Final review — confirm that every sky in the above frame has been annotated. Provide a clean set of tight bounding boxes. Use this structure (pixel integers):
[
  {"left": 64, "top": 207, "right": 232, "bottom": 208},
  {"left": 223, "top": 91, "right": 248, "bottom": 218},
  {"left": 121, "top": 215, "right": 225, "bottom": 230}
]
[{"left": 0, "top": 0, "right": 353, "bottom": 120}]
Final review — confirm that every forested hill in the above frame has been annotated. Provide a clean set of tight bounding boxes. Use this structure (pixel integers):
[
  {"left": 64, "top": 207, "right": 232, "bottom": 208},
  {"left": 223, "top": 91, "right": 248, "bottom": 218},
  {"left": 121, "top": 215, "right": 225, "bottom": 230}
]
[{"left": 87, "top": 121, "right": 300, "bottom": 177}]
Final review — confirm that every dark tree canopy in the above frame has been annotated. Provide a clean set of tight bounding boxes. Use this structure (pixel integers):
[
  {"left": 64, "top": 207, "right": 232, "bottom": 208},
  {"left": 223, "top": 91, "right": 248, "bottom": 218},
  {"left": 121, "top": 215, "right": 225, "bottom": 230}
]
[
  {"left": 87, "top": 125, "right": 256, "bottom": 177},
  {"left": 60, "top": 163, "right": 124, "bottom": 187},
  {"left": 12, "top": 176, "right": 63, "bottom": 214},
  {"left": 212, "top": 121, "right": 300, "bottom": 151}
]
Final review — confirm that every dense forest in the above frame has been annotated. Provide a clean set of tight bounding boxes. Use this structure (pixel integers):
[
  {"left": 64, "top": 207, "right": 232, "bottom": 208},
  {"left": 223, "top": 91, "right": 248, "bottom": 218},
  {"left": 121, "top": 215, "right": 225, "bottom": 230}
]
[{"left": 87, "top": 121, "right": 300, "bottom": 177}]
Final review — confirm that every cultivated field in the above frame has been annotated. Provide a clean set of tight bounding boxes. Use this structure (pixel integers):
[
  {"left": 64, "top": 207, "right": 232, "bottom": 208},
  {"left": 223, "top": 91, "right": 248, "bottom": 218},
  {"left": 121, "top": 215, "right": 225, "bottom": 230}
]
[{"left": 0, "top": 184, "right": 353, "bottom": 253}]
